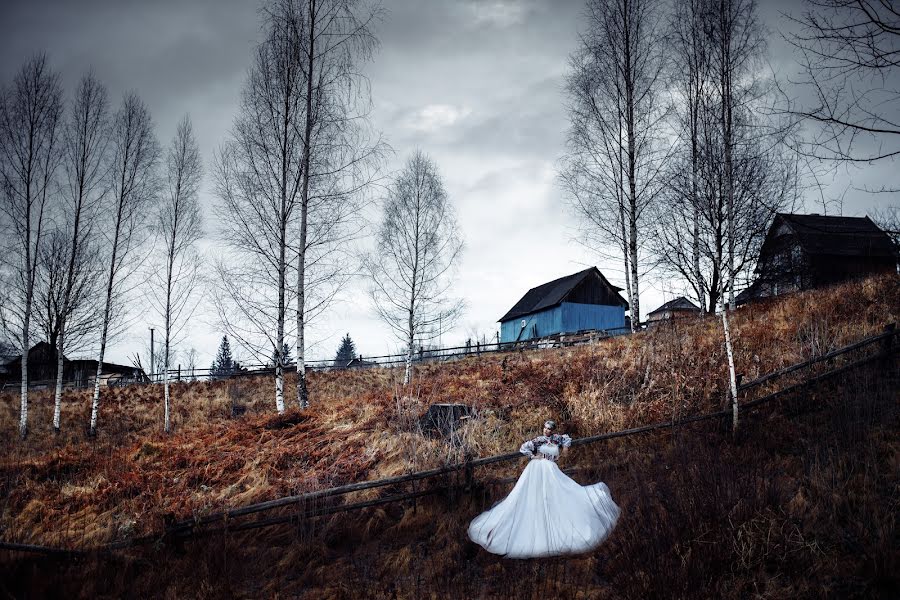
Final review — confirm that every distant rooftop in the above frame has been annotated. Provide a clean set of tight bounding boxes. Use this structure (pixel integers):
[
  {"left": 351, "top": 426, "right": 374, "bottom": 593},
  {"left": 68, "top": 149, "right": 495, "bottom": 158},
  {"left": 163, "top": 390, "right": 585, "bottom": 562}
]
[{"left": 648, "top": 296, "right": 700, "bottom": 315}]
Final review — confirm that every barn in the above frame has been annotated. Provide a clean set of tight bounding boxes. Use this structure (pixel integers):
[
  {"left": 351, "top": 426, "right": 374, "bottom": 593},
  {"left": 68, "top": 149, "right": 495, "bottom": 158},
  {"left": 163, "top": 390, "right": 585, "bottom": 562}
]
[
  {"left": 737, "top": 213, "right": 897, "bottom": 304},
  {"left": 498, "top": 267, "right": 629, "bottom": 343}
]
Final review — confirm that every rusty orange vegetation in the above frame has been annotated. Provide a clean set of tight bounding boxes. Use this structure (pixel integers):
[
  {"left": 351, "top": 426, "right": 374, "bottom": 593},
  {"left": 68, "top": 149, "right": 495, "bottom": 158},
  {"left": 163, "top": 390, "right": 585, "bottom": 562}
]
[{"left": 0, "top": 273, "right": 897, "bottom": 547}]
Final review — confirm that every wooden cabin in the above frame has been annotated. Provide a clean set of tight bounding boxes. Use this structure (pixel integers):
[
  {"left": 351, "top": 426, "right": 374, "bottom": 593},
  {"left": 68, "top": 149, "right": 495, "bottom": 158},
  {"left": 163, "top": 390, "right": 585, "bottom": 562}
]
[
  {"left": 0, "top": 341, "right": 147, "bottom": 388},
  {"left": 647, "top": 297, "right": 701, "bottom": 326},
  {"left": 498, "top": 267, "right": 629, "bottom": 343},
  {"left": 737, "top": 213, "right": 897, "bottom": 304}
]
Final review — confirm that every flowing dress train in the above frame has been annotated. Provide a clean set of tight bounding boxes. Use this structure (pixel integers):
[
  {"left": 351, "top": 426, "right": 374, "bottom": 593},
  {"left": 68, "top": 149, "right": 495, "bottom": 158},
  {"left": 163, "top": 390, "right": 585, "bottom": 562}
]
[{"left": 467, "top": 439, "right": 620, "bottom": 558}]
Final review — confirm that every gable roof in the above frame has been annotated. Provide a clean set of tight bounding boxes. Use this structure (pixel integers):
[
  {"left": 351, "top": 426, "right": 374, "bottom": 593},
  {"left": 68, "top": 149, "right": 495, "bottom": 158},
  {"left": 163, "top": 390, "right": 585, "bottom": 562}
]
[
  {"left": 499, "top": 267, "right": 627, "bottom": 322},
  {"left": 767, "top": 213, "right": 896, "bottom": 258},
  {"left": 1, "top": 341, "right": 67, "bottom": 366},
  {"left": 648, "top": 296, "right": 700, "bottom": 315}
]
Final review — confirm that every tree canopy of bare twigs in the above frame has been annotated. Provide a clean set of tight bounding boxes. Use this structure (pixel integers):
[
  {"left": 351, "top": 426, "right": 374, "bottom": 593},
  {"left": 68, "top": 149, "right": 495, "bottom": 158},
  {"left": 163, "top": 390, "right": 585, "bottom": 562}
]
[
  {"left": 0, "top": 54, "right": 63, "bottom": 438},
  {"left": 365, "top": 151, "right": 463, "bottom": 385},
  {"left": 652, "top": 0, "right": 799, "bottom": 312},
  {"left": 215, "top": 0, "right": 383, "bottom": 413},
  {"left": 782, "top": 0, "right": 900, "bottom": 171},
  {"left": 147, "top": 115, "right": 202, "bottom": 434},
  {"left": 89, "top": 92, "right": 160, "bottom": 436},
  {"left": 561, "top": 0, "right": 670, "bottom": 330}
]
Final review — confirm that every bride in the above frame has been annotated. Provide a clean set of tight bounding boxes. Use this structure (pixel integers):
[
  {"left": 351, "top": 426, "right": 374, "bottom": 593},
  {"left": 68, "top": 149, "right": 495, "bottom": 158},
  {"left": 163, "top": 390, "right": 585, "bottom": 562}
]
[{"left": 467, "top": 420, "right": 620, "bottom": 558}]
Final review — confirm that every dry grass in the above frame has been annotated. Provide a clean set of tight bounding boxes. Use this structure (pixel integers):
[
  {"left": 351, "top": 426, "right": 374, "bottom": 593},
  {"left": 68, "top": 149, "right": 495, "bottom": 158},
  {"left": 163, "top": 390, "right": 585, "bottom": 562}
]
[{"left": 0, "top": 273, "right": 898, "bottom": 598}]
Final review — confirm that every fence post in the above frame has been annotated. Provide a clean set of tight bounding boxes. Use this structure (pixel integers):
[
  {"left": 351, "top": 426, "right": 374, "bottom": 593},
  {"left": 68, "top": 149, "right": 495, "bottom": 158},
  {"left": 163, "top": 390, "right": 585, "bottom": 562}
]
[
  {"left": 881, "top": 323, "right": 896, "bottom": 365},
  {"left": 177, "top": 364, "right": 181, "bottom": 383},
  {"left": 464, "top": 455, "right": 474, "bottom": 492}
]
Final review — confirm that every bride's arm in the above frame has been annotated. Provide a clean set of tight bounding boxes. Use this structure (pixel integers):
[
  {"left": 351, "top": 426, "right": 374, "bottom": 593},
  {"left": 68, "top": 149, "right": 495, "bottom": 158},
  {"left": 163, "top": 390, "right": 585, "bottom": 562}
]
[{"left": 519, "top": 438, "right": 537, "bottom": 458}]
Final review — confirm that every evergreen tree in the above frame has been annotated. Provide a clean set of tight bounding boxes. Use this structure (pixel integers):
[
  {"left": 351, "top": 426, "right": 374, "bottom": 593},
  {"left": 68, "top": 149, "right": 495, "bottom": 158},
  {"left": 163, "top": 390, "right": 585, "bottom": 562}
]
[
  {"left": 271, "top": 342, "right": 294, "bottom": 368},
  {"left": 333, "top": 334, "right": 356, "bottom": 368},
  {"left": 210, "top": 336, "right": 234, "bottom": 379}
]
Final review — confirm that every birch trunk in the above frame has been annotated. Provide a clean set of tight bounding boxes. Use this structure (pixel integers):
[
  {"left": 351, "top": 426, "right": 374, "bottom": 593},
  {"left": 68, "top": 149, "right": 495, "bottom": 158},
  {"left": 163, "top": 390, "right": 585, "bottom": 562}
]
[
  {"left": 719, "top": 298, "right": 739, "bottom": 430},
  {"left": 163, "top": 259, "right": 172, "bottom": 433},
  {"left": 295, "top": 0, "right": 315, "bottom": 410},
  {"left": 719, "top": 0, "right": 736, "bottom": 310},
  {"left": 404, "top": 325, "right": 414, "bottom": 386},
  {"left": 20, "top": 180, "right": 36, "bottom": 439},
  {"left": 275, "top": 219, "right": 286, "bottom": 414},
  {"left": 624, "top": 8, "right": 641, "bottom": 332},
  {"left": 19, "top": 296, "right": 31, "bottom": 439},
  {"left": 403, "top": 269, "right": 416, "bottom": 386},
  {"left": 690, "top": 119, "right": 703, "bottom": 313},
  {"left": 89, "top": 196, "right": 123, "bottom": 436},
  {"left": 295, "top": 241, "right": 307, "bottom": 408},
  {"left": 626, "top": 124, "right": 640, "bottom": 329},
  {"left": 52, "top": 320, "right": 65, "bottom": 430}
]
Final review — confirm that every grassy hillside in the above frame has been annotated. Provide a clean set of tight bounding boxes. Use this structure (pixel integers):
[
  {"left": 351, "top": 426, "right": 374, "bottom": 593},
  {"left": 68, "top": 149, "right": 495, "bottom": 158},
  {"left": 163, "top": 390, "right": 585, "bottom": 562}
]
[{"left": 1, "top": 274, "right": 898, "bottom": 598}]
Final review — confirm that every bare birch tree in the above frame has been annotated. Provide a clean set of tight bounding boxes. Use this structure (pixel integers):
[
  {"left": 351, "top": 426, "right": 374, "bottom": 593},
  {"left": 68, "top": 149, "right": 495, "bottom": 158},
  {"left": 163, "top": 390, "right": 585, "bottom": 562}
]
[
  {"left": 280, "top": 0, "right": 383, "bottom": 410},
  {"left": 0, "top": 54, "right": 63, "bottom": 438},
  {"left": 46, "top": 73, "right": 109, "bottom": 431},
  {"left": 562, "top": 0, "right": 670, "bottom": 330},
  {"left": 365, "top": 151, "right": 463, "bottom": 385},
  {"left": 214, "top": 10, "right": 308, "bottom": 415},
  {"left": 711, "top": 0, "right": 765, "bottom": 308},
  {"left": 149, "top": 115, "right": 202, "bottom": 433},
  {"left": 89, "top": 92, "right": 160, "bottom": 436},
  {"left": 216, "top": 0, "right": 382, "bottom": 413}
]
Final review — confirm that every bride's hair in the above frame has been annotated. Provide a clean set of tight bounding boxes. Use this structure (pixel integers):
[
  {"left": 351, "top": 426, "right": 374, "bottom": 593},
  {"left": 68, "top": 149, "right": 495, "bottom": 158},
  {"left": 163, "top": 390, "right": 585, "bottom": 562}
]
[{"left": 544, "top": 420, "right": 556, "bottom": 431}]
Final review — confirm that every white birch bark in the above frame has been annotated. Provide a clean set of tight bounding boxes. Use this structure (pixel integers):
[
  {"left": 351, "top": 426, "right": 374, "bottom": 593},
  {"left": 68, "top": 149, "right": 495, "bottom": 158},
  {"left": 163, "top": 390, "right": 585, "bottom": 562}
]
[{"left": 719, "top": 296, "right": 739, "bottom": 430}]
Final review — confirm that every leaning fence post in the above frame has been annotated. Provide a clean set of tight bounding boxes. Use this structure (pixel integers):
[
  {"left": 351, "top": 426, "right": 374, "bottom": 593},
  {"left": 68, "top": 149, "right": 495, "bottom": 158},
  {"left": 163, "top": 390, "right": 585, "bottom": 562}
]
[
  {"left": 464, "top": 454, "right": 474, "bottom": 492},
  {"left": 881, "top": 323, "right": 896, "bottom": 364}
]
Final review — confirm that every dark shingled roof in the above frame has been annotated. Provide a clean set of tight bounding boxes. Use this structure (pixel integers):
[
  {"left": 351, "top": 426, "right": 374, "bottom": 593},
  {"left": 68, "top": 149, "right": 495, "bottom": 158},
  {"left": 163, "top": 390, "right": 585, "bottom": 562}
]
[
  {"left": 648, "top": 296, "right": 700, "bottom": 315},
  {"left": 774, "top": 213, "right": 896, "bottom": 258},
  {"left": 498, "top": 267, "right": 626, "bottom": 322}
]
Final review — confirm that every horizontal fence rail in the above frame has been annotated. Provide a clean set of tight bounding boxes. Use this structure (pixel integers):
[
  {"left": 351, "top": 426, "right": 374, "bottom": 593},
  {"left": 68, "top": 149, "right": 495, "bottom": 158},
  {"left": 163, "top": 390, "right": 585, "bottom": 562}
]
[
  {"left": 2, "top": 325, "right": 645, "bottom": 390},
  {"left": 1, "top": 323, "right": 896, "bottom": 557}
]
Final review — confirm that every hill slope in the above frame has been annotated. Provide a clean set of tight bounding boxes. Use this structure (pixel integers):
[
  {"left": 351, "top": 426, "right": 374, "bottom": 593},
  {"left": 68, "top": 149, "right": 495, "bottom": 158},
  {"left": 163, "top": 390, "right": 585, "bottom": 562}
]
[{"left": 1, "top": 274, "right": 898, "bottom": 598}]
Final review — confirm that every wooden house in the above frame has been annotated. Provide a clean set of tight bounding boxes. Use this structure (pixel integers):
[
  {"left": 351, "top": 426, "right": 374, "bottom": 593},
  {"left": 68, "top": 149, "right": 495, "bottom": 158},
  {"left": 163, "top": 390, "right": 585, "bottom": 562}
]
[
  {"left": 737, "top": 213, "right": 897, "bottom": 304},
  {"left": 647, "top": 297, "right": 701, "bottom": 326},
  {"left": 0, "top": 341, "right": 147, "bottom": 388},
  {"left": 498, "top": 267, "right": 629, "bottom": 343}
]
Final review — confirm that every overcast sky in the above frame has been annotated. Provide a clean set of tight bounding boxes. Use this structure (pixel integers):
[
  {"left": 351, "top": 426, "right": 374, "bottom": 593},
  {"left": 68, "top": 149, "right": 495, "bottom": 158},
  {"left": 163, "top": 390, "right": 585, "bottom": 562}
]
[{"left": 1, "top": 0, "right": 896, "bottom": 367}]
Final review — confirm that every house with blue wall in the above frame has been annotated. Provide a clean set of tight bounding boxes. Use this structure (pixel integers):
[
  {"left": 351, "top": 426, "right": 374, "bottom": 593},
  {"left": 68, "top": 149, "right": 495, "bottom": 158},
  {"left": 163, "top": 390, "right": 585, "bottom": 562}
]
[{"left": 498, "top": 267, "right": 629, "bottom": 343}]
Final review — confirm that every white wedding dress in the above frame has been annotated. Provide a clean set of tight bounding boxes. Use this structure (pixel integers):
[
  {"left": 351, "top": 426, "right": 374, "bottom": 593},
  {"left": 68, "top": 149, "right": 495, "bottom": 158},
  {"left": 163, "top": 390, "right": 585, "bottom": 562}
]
[{"left": 467, "top": 436, "right": 620, "bottom": 559}]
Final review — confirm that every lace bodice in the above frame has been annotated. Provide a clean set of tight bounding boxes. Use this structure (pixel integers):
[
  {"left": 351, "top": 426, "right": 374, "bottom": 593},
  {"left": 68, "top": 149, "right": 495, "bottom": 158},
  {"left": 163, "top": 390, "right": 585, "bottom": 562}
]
[{"left": 519, "top": 434, "right": 572, "bottom": 462}]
